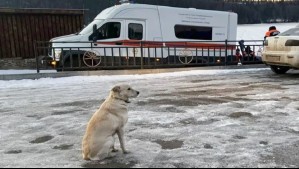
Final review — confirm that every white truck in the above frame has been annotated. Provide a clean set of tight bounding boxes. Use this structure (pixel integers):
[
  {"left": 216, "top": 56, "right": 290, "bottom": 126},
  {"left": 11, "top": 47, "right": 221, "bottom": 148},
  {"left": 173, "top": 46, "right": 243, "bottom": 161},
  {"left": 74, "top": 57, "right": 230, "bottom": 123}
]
[{"left": 49, "top": 3, "right": 238, "bottom": 68}]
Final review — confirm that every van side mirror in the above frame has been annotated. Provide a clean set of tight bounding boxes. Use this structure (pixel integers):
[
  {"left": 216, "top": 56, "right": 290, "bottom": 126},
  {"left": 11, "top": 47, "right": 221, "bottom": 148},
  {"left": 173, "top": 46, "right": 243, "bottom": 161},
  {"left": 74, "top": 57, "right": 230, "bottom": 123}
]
[
  {"left": 92, "top": 24, "right": 98, "bottom": 42},
  {"left": 93, "top": 36, "right": 97, "bottom": 43},
  {"left": 93, "top": 24, "right": 97, "bottom": 34}
]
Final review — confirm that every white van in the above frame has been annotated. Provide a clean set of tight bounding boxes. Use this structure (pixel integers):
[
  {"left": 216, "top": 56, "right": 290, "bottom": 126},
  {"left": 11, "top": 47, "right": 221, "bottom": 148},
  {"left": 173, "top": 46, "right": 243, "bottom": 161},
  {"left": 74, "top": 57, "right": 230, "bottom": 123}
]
[{"left": 49, "top": 3, "right": 238, "bottom": 68}]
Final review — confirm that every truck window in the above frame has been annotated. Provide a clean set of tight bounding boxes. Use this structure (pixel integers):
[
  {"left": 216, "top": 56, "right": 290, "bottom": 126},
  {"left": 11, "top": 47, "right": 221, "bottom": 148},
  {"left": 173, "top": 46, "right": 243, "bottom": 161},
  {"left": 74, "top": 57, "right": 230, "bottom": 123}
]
[
  {"left": 128, "top": 23, "right": 143, "bottom": 40},
  {"left": 175, "top": 25, "right": 212, "bottom": 40},
  {"left": 96, "top": 22, "right": 121, "bottom": 40}
]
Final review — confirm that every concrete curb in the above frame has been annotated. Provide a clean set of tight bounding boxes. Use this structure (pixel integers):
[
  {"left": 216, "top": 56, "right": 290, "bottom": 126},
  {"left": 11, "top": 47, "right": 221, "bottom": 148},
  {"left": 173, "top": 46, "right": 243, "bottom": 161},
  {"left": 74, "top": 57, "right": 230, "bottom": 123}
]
[{"left": 0, "top": 64, "right": 268, "bottom": 81}]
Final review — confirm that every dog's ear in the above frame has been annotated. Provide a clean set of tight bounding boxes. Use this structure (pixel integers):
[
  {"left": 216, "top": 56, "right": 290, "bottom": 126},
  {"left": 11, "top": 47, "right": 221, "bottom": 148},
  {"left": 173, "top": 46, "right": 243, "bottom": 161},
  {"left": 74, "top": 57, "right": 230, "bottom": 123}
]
[{"left": 112, "top": 86, "right": 121, "bottom": 93}]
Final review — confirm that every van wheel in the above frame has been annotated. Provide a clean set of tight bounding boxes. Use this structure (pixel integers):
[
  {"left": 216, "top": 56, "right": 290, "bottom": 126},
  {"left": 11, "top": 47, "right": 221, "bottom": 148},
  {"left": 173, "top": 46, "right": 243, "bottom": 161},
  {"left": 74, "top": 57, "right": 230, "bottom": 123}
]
[
  {"left": 178, "top": 49, "right": 193, "bottom": 64},
  {"left": 63, "top": 54, "right": 82, "bottom": 68},
  {"left": 270, "top": 65, "right": 290, "bottom": 74},
  {"left": 83, "top": 50, "right": 101, "bottom": 67}
]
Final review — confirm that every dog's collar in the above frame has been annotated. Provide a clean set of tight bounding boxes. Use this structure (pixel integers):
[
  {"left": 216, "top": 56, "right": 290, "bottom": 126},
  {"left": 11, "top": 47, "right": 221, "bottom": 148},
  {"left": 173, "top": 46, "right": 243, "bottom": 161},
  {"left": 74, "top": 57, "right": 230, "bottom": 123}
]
[{"left": 115, "top": 97, "right": 130, "bottom": 103}]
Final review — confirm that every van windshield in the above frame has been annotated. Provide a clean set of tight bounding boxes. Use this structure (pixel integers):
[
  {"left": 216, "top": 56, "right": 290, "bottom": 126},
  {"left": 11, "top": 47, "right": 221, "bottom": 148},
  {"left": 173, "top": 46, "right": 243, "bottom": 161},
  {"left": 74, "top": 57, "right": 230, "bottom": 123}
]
[{"left": 79, "top": 20, "right": 104, "bottom": 35}]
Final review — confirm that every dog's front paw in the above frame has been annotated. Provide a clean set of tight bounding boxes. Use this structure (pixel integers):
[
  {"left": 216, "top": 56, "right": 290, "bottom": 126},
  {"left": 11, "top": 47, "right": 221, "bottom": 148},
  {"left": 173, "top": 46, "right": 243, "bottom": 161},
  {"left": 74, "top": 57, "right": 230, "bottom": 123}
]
[
  {"left": 112, "top": 148, "right": 119, "bottom": 153},
  {"left": 123, "top": 150, "right": 130, "bottom": 154}
]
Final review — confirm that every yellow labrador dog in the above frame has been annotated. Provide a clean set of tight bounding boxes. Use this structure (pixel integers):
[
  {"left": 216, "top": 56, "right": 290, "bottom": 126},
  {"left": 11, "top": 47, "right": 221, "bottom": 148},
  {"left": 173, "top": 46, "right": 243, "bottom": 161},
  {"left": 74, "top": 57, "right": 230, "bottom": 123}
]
[{"left": 82, "top": 84, "right": 139, "bottom": 161}]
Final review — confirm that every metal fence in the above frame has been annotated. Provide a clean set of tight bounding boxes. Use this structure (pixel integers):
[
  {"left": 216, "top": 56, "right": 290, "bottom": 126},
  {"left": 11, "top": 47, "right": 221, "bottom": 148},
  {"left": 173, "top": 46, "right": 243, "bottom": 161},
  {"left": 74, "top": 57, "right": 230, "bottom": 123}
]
[{"left": 35, "top": 40, "right": 264, "bottom": 72}]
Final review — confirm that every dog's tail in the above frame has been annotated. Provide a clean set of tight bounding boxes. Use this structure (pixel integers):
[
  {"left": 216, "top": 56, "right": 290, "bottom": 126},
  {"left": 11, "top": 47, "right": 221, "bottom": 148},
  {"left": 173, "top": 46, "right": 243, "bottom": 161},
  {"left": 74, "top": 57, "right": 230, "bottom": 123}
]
[
  {"left": 82, "top": 144, "right": 91, "bottom": 161},
  {"left": 83, "top": 153, "right": 91, "bottom": 161},
  {"left": 82, "top": 147, "right": 92, "bottom": 161}
]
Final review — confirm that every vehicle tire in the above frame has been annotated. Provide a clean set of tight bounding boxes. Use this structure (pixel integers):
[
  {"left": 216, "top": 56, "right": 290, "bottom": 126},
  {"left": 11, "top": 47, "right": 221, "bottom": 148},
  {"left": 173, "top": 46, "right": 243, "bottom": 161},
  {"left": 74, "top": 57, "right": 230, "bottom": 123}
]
[
  {"left": 270, "top": 65, "right": 290, "bottom": 74},
  {"left": 63, "top": 56, "right": 79, "bottom": 68},
  {"left": 63, "top": 53, "right": 87, "bottom": 68},
  {"left": 83, "top": 50, "right": 101, "bottom": 67},
  {"left": 178, "top": 48, "right": 193, "bottom": 64}
]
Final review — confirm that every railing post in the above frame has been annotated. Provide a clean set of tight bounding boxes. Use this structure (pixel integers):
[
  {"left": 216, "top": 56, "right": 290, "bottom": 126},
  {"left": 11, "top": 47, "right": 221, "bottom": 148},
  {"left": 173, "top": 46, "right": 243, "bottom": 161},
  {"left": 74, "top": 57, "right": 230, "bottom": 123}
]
[
  {"left": 140, "top": 41, "right": 144, "bottom": 69},
  {"left": 225, "top": 39, "right": 228, "bottom": 66},
  {"left": 34, "top": 40, "right": 40, "bottom": 73}
]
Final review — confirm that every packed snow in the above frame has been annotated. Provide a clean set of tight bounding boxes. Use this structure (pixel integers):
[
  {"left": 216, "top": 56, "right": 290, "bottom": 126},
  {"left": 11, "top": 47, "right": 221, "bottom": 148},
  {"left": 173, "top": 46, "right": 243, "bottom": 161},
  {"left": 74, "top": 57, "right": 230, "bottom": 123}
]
[
  {"left": 1, "top": 68, "right": 299, "bottom": 168},
  {"left": 1, "top": 23, "right": 299, "bottom": 168}
]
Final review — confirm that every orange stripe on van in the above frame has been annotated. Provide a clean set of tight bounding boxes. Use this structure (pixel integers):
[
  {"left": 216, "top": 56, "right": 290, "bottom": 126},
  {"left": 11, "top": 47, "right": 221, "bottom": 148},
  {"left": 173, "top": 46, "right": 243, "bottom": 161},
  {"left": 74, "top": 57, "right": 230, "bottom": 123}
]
[{"left": 96, "top": 40, "right": 236, "bottom": 50}]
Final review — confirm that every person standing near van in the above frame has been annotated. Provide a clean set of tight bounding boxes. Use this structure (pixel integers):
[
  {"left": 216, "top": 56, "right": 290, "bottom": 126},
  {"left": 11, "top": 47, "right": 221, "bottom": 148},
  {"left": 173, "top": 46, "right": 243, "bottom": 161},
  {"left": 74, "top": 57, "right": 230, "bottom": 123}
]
[{"left": 264, "top": 26, "right": 280, "bottom": 40}]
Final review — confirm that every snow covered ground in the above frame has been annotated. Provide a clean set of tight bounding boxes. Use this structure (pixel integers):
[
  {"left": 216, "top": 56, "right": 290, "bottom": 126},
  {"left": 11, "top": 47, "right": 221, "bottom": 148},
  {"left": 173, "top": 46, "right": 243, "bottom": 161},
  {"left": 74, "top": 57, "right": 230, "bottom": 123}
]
[
  {"left": 0, "top": 70, "right": 56, "bottom": 75},
  {"left": 1, "top": 23, "right": 299, "bottom": 168},
  {"left": 1, "top": 68, "right": 299, "bottom": 168}
]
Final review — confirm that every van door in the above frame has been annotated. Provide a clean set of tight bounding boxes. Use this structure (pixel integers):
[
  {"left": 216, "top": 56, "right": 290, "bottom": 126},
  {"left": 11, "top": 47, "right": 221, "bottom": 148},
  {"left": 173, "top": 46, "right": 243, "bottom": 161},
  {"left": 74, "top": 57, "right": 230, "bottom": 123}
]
[
  {"left": 126, "top": 20, "right": 146, "bottom": 41},
  {"left": 89, "top": 20, "right": 124, "bottom": 62},
  {"left": 125, "top": 20, "right": 146, "bottom": 58}
]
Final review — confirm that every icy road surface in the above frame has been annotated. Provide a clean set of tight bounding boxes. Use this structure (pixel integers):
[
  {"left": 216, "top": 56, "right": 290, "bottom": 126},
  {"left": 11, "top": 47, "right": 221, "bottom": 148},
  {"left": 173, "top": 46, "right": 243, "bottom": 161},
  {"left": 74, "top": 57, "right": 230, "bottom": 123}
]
[{"left": 1, "top": 68, "right": 299, "bottom": 168}]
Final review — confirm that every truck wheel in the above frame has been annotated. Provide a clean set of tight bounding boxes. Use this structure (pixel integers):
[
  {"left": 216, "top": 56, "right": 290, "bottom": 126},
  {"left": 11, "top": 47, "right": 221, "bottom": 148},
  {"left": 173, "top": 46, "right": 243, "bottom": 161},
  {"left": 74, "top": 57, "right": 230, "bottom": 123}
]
[
  {"left": 63, "top": 55, "right": 81, "bottom": 68},
  {"left": 270, "top": 65, "right": 290, "bottom": 74},
  {"left": 178, "top": 48, "right": 193, "bottom": 64},
  {"left": 83, "top": 50, "right": 101, "bottom": 67}
]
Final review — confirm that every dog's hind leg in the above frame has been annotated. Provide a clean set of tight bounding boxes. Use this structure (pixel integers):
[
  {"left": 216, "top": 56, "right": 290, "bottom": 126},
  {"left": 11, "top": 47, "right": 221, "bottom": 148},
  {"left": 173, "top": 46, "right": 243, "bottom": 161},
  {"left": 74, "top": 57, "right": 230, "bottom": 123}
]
[
  {"left": 111, "top": 136, "right": 119, "bottom": 152},
  {"left": 83, "top": 146, "right": 101, "bottom": 161},
  {"left": 98, "top": 137, "right": 116, "bottom": 160},
  {"left": 82, "top": 139, "right": 99, "bottom": 161},
  {"left": 83, "top": 137, "right": 108, "bottom": 161}
]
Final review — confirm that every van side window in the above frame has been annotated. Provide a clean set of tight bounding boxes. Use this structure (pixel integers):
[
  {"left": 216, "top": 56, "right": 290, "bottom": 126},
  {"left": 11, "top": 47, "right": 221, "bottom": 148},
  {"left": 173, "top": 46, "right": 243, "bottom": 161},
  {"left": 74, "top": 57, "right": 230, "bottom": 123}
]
[
  {"left": 96, "top": 22, "right": 121, "bottom": 40},
  {"left": 175, "top": 25, "right": 212, "bottom": 40},
  {"left": 128, "top": 23, "right": 143, "bottom": 40}
]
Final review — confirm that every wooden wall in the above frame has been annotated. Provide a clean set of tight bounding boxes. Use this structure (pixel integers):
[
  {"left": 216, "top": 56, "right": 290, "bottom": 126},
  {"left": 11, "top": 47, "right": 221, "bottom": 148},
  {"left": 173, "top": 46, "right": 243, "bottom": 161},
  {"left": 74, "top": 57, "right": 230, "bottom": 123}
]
[{"left": 0, "top": 9, "right": 84, "bottom": 59}]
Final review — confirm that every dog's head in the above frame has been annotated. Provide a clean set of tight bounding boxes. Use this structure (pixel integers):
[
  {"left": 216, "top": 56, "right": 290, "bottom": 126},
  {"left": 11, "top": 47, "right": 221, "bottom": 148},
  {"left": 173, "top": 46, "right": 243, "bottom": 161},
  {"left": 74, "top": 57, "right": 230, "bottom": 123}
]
[{"left": 111, "top": 84, "right": 139, "bottom": 103}]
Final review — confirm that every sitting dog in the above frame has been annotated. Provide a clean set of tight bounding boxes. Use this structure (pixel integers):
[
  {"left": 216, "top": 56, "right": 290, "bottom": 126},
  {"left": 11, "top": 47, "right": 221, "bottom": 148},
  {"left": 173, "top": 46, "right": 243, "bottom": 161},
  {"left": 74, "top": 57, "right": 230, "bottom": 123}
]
[{"left": 82, "top": 84, "right": 139, "bottom": 161}]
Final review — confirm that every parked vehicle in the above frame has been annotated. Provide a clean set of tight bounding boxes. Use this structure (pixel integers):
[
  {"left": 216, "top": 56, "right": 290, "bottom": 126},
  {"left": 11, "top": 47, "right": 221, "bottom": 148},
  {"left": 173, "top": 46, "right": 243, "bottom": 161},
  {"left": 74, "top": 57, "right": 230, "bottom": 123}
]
[
  {"left": 262, "top": 25, "right": 299, "bottom": 74},
  {"left": 48, "top": 3, "right": 238, "bottom": 69}
]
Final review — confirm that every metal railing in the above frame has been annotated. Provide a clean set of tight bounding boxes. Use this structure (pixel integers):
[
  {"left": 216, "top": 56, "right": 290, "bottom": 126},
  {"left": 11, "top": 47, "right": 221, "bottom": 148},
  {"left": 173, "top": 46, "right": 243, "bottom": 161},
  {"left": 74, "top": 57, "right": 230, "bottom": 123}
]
[{"left": 34, "top": 40, "right": 264, "bottom": 72}]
